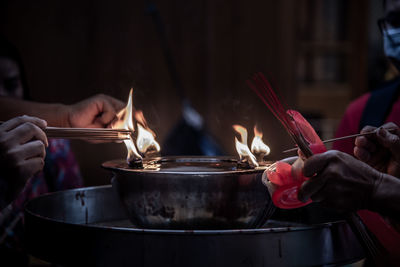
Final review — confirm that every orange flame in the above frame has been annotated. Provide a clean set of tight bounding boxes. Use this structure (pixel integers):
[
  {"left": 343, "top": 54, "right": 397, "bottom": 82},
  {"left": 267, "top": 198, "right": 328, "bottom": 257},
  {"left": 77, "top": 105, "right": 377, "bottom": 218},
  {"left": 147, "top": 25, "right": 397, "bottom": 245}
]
[
  {"left": 134, "top": 110, "right": 149, "bottom": 129},
  {"left": 233, "top": 124, "right": 258, "bottom": 167},
  {"left": 251, "top": 125, "right": 270, "bottom": 157},
  {"left": 112, "top": 89, "right": 160, "bottom": 161}
]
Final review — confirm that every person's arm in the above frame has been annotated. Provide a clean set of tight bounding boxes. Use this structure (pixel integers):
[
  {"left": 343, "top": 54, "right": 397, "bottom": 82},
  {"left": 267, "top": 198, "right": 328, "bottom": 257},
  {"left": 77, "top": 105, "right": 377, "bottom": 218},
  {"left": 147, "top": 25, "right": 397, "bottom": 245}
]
[
  {"left": 371, "top": 172, "right": 400, "bottom": 221},
  {"left": 0, "top": 97, "right": 67, "bottom": 127},
  {"left": 0, "top": 94, "right": 125, "bottom": 128}
]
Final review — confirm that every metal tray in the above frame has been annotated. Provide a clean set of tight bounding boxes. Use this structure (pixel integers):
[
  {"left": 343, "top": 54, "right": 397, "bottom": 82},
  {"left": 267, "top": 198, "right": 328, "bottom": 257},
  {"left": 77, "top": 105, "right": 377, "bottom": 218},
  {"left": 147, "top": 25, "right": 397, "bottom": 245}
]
[{"left": 24, "top": 185, "right": 364, "bottom": 267}]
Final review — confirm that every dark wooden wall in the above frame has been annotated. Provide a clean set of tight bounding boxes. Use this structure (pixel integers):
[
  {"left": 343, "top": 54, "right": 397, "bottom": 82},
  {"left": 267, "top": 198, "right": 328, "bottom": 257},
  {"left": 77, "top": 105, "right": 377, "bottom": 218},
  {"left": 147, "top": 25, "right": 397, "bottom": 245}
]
[{"left": 0, "top": 0, "right": 364, "bottom": 185}]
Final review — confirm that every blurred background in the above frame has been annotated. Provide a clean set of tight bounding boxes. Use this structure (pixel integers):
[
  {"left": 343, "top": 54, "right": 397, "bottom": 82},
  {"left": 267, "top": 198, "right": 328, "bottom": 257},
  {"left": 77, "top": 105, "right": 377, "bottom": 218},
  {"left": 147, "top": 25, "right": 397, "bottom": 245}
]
[{"left": 0, "top": 0, "right": 389, "bottom": 185}]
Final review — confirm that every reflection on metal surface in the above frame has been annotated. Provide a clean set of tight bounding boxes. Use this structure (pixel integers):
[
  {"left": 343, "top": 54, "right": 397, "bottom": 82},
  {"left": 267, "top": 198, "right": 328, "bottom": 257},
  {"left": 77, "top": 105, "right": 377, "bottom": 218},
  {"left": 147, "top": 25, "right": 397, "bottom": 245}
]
[{"left": 25, "top": 185, "right": 364, "bottom": 267}]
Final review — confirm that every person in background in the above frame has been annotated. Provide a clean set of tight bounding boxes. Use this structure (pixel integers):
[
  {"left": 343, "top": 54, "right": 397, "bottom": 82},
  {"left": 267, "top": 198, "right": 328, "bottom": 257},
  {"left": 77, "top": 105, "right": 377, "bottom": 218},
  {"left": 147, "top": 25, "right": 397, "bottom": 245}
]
[
  {"left": 0, "top": 36, "right": 124, "bottom": 129},
  {"left": 0, "top": 37, "right": 124, "bottom": 265},
  {"left": 298, "top": 0, "right": 400, "bottom": 265},
  {"left": 333, "top": 0, "right": 400, "bottom": 154}
]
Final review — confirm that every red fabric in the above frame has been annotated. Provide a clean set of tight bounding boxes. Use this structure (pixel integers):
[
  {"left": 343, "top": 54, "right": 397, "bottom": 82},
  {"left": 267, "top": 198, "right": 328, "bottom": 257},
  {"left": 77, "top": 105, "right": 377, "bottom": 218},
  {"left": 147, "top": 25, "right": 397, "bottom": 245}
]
[
  {"left": 332, "top": 93, "right": 370, "bottom": 153},
  {"left": 358, "top": 210, "right": 400, "bottom": 258},
  {"left": 333, "top": 92, "right": 400, "bottom": 260}
]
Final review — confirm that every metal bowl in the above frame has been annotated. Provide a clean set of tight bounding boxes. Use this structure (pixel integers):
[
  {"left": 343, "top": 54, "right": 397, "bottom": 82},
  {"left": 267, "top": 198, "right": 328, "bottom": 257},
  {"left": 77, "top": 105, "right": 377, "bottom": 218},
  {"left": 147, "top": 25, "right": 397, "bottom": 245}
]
[{"left": 102, "top": 156, "right": 275, "bottom": 230}]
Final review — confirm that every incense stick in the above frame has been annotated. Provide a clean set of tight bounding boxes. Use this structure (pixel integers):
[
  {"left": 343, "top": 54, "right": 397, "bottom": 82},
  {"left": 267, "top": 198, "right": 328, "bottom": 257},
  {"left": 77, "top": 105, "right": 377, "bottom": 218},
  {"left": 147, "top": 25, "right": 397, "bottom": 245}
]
[
  {"left": 45, "top": 127, "right": 131, "bottom": 141},
  {"left": 0, "top": 122, "right": 131, "bottom": 141},
  {"left": 283, "top": 127, "right": 397, "bottom": 153}
]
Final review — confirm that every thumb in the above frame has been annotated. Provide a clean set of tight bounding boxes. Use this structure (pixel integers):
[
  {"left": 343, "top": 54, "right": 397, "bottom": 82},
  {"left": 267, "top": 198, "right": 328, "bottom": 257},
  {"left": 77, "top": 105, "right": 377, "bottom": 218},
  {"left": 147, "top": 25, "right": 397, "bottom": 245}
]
[
  {"left": 377, "top": 128, "right": 400, "bottom": 156},
  {"left": 96, "top": 100, "right": 118, "bottom": 127}
]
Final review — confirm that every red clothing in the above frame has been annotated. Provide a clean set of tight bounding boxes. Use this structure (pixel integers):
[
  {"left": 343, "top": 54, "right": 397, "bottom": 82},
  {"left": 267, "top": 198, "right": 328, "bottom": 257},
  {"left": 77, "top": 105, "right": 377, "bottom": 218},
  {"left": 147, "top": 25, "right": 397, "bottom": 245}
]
[
  {"left": 332, "top": 93, "right": 370, "bottom": 153},
  {"left": 333, "top": 92, "right": 400, "bottom": 153},
  {"left": 333, "top": 92, "right": 400, "bottom": 262},
  {"left": 0, "top": 139, "right": 83, "bottom": 253}
]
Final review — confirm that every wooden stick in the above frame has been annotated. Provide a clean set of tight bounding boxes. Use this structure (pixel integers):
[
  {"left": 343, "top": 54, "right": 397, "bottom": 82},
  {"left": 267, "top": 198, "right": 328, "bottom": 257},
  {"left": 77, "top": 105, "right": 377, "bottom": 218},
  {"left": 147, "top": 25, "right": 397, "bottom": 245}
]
[{"left": 283, "top": 127, "right": 397, "bottom": 153}]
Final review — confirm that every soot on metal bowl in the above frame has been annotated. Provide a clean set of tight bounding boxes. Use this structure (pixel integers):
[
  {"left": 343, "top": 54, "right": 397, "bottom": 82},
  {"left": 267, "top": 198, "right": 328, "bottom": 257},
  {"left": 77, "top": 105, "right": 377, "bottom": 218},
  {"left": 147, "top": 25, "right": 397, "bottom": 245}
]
[{"left": 102, "top": 156, "right": 275, "bottom": 230}]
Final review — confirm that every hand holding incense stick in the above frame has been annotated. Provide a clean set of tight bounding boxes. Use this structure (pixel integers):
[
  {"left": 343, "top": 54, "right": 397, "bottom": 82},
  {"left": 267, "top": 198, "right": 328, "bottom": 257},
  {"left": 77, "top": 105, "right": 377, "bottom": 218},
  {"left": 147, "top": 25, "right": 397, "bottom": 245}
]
[
  {"left": 282, "top": 127, "right": 398, "bottom": 153},
  {"left": 248, "top": 72, "right": 385, "bottom": 265},
  {"left": 0, "top": 122, "right": 131, "bottom": 141}
]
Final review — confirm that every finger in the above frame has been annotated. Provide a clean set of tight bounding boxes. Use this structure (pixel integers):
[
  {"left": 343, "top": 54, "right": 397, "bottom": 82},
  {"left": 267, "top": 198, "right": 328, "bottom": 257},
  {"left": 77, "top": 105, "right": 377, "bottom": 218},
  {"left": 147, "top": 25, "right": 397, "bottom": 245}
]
[
  {"left": 305, "top": 182, "right": 329, "bottom": 203},
  {"left": 18, "top": 140, "right": 46, "bottom": 160},
  {"left": 302, "top": 151, "right": 334, "bottom": 177},
  {"left": 95, "top": 100, "right": 117, "bottom": 126},
  {"left": 354, "top": 126, "right": 380, "bottom": 155},
  {"left": 358, "top": 125, "right": 379, "bottom": 144},
  {"left": 354, "top": 136, "right": 377, "bottom": 153},
  {"left": 9, "top": 122, "right": 48, "bottom": 147},
  {"left": 0, "top": 115, "right": 47, "bottom": 132},
  {"left": 108, "top": 116, "right": 121, "bottom": 128},
  {"left": 381, "top": 122, "right": 400, "bottom": 135},
  {"left": 104, "top": 95, "right": 125, "bottom": 111},
  {"left": 297, "top": 149, "right": 307, "bottom": 160},
  {"left": 368, "top": 149, "right": 390, "bottom": 171},
  {"left": 376, "top": 127, "right": 400, "bottom": 159},
  {"left": 21, "top": 157, "right": 45, "bottom": 178},
  {"left": 291, "top": 157, "right": 304, "bottom": 181},
  {"left": 309, "top": 183, "right": 357, "bottom": 211},
  {"left": 378, "top": 122, "right": 400, "bottom": 146},
  {"left": 354, "top": 146, "right": 371, "bottom": 163},
  {"left": 298, "top": 174, "right": 327, "bottom": 202},
  {"left": 360, "top": 125, "right": 377, "bottom": 135},
  {"left": 377, "top": 127, "right": 400, "bottom": 149}
]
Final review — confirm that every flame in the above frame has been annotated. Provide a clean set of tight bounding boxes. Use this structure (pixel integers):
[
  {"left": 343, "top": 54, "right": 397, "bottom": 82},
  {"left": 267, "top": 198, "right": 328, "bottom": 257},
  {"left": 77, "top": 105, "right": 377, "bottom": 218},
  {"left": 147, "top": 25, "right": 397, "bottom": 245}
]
[
  {"left": 113, "top": 89, "right": 134, "bottom": 131},
  {"left": 134, "top": 110, "right": 148, "bottom": 129},
  {"left": 233, "top": 125, "right": 258, "bottom": 167},
  {"left": 135, "top": 112, "right": 160, "bottom": 154},
  {"left": 112, "top": 89, "right": 160, "bottom": 162},
  {"left": 112, "top": 89, "right": 141, "bottom": 161},
  {"left": 251, "top": 125, "right": 270, "bottom": 157}
]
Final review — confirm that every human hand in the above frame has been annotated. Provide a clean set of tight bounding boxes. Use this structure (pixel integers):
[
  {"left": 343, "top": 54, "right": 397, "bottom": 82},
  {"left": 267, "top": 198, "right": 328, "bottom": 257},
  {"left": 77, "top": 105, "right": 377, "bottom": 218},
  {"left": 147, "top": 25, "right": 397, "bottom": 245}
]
[
  {"left": 0, "top": 116, "right": 48, "bottom": 201},
  {"left": 297, "top": 150, "right": 383, "bottom": 212},
  {"left": 65, "top": 94, "right": 125, "bottom": 128},
  {"left": 354, "top": 122, "right": 400, "bottom": 178}
]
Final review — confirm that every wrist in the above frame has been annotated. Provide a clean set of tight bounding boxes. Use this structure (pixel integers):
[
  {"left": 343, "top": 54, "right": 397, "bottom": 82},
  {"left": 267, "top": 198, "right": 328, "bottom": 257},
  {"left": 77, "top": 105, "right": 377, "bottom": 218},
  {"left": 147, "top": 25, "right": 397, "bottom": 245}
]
[
  {"left": 55, "top": 104, "right": 71, "bottom": 127},
  {"left": 369, "top": 173, "right": 400, "bottom": 219},
  {"left": 30, "top": 102, "right": 70, "bottom": 127}
]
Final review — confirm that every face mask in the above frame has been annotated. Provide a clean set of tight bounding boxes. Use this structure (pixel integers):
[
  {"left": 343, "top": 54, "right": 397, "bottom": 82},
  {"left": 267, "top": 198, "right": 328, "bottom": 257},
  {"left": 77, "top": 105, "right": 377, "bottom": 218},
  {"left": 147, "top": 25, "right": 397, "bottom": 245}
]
[{"left": 383, "top": 27, "right": 400, "bottom": 71}]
